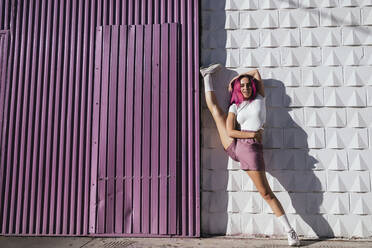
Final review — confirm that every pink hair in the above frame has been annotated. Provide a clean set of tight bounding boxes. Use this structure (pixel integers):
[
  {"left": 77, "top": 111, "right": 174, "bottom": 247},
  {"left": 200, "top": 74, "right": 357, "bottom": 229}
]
[{"left": 229, "top": 75, "right": 257, "bottom": 107}]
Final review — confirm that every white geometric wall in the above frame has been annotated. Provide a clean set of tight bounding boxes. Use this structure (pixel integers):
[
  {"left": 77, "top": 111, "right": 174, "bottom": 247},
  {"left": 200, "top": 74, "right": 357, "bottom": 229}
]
[{"left": 200, "top": 0, "right": 372, "bottom": 238}]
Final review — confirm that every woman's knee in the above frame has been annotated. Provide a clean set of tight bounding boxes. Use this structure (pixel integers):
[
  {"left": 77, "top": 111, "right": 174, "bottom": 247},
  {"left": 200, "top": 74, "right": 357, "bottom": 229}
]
[{"left": 260, "top": 189, "right": 276, "bottom": 202}]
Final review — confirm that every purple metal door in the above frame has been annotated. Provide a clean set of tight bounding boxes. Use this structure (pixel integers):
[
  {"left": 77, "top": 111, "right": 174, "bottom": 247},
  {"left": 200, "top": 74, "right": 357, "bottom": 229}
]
[{"left": 90, "top": 24, "right": 179, "bottom": 235}]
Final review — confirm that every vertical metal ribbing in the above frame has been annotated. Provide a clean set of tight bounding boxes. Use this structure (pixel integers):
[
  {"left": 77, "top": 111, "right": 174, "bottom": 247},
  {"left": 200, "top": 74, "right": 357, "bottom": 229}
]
[
  {"left": 55, "top": 0, "right": 69, "bottom": 234},
  {"left": 32, "top": 0, "right": 47, "bottom": 234},
  {"left": 132, "top": 24, "right": 144, "bottom": 234},
  {"left": 187, "top": 0, "right": 195, "bottom": 236},
  {"left": 0, "top": 30, "right": 8, "bottom": 141},
  {"left": 123, "top": 25, "right": 135, "bottom": 234},
  {"left": 168, "top": 23, "right": 178, "bottom": 234},
  {"left": 188, "top": 0, "right": 198, "bottom": 236},
  {"left": 193, "top": 0, "right": 200, "bottom": 236},
  {"left": 39, "top": 0, "right": 54, "bottom": 234},
  {"left": 0, "top": 30, "right": 10, "bottom": 232},
  {"left": 0, "top": 0, "right": 200, "bottom": 237},
  {"left": 48, "top": 0, "right": 63, "bottom": 235},
  {"left": 75, "top": 0, "right": 87, "bottom": 235},
  {"left": 127, "top": 0, "right": 133, "bottom": 25},
  {"left": 63, "top": 0, "right": 77, "bottom": 234},
  {"left": 97, "top": 25, "right": 110, "bottom": 234},
  {"left": 0, "top": 0, "right": 11, "bottom": 30},
  {"left": 6, "top": 0, "right": 24, "bottom": 234},
  {"left": 89, "top": 25, "right": 102, "bottom": 235},
  {"left": 1, "top": 0, "right": 24, "bottom": 234},
  {"left": 179, "top": 0, "right": 188, "bottom": 236},
  {"left": 91, "top": 24, "right": 180, "bottom": 236},
  {"left": 105, "top": 25, "right": 118, "bottom": 234},
  {"left": 22, "top": 0, "right": 39, "bottom": 234},
  {"left": 134, "top": 0, "right": 140, "bottom": 25},
  {"left": 141, "top": 24, "right": 152, "bottom": 234},
  {"left": 150, "top": 23, "right": 160, "bottom": 235},
  {"left": 114, "top": 25, "right": 128, "bottom": 234},
  {"left": 121, "top": 1, "right": 127, "bottom": 25},
  {"left": 159, "top": 23, "right": 169, "bottom": 235},
  {"left": 84, "top": 0, "right": 96, "bottom": 235}
]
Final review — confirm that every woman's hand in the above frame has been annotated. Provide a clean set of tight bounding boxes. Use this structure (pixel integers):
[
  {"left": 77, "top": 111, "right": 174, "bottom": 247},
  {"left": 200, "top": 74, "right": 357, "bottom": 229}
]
[
  {"left": 253, "top": 129, "right": 264, "bottom": 143},
  {"left": 228, "top": 74, "right": 240, "bottom": 93}
]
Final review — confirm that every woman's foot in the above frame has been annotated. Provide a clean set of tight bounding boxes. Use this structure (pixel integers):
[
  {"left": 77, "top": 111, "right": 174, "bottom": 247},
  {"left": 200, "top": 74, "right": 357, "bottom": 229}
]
[
  {"left": 200, "top": 63, "right": 223, "bottom": 92},
  {"left": 199, "top": 63, "right": 222, "bottom": 77},
  {"left": 287, "top": 228, "right": 300, "bottom": 246}
]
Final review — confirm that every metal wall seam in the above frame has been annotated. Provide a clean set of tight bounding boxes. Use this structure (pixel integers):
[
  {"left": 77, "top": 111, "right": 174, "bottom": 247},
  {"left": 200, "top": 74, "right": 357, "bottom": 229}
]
[
  {"left": 179, "top": 0, "right": 188, "bottom": 236},
  {"left": 187, "top": 0, "right": 194, "bottom": 235},
  {"left": 89, "top": 25, "right": 102, "bottom": 235},
  {"left": 194, "top": 0, "right": 200, "bottom": 236}
]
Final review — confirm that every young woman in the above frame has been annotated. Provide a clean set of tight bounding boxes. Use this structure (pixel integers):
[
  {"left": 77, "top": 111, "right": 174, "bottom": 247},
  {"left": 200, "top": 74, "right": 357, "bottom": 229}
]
[{"left": 200, "top": 64, "right": 300, "bottom": 246}]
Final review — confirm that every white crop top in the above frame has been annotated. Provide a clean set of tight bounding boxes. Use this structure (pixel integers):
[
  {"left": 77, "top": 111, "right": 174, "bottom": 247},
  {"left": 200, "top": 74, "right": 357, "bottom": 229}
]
[{"left": 228, "top": 94, "right": 266, "bottom": 132}]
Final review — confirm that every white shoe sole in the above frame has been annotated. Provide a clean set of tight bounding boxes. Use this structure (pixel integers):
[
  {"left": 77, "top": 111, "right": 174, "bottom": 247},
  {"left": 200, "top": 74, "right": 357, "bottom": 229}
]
[
  {"left": 200, "top": 63, "right": 222, "bottom": 77},
  {"left": 289, "top": 241, "right": 300, "bottom": 247}
]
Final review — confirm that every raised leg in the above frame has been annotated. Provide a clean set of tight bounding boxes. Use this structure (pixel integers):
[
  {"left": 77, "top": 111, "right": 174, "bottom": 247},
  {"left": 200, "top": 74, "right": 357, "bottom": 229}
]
[
  {"left": 204, "top": 91, "right": 234, "bottom": 149},
  {"left": 201, "top": 69, "right": 234, "bottom": 149}
]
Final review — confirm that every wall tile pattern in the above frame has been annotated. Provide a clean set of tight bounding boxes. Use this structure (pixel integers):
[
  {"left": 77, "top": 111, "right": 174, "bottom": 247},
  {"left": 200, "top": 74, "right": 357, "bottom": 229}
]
[{"left": 201, "top": 0, "right": 372, "bottom": 238}]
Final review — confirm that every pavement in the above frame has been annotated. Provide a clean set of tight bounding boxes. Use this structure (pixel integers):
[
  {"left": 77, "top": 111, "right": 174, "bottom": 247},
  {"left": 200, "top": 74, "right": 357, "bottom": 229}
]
[{"left": 1, "top": 236, "right": 372, "bottom": 248}]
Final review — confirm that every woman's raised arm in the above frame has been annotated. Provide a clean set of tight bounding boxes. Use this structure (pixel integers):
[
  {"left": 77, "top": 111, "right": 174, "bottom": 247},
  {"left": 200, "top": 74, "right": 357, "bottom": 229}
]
[
  {"left": 228, "top": 69, "right": 265, "bottom": 97},
  {"left": 245, "top": 69, "right": 265, "bottom": 97}
]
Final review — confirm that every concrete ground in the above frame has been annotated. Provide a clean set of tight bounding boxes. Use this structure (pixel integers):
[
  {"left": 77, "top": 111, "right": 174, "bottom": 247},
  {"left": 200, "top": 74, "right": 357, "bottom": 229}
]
[{"left": 1, "top": 236, "right": 372, "bottom": 248}]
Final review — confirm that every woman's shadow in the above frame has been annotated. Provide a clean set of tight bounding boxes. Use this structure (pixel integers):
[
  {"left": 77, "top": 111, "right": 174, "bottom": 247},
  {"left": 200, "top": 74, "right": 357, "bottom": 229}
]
[
  {"left": 262, "top": 77, "right": 335, "bottom": 243},
  {"left": 201, "top": 68, "right": 334, "bottom": 243}
]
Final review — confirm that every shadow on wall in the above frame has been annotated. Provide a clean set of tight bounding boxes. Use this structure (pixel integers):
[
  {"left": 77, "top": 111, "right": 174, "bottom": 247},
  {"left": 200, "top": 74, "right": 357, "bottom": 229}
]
[{"left": 263, "top": 79, "right": 335, "bottom": 240}]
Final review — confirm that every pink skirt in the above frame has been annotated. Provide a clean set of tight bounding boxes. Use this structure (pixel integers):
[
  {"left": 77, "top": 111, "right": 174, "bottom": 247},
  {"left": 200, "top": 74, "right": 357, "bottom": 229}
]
[{"left": 224, "top": 134, "right": 265, "bottom": 171}]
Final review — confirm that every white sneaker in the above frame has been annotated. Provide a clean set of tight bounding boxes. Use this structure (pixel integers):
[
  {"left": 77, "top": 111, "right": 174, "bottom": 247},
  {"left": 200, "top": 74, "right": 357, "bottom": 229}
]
[
  {"left": 287, "top": 228, "right": 300, "bottom": 246},
  {"left": 199, "top": 63, "right": 222, "bottom": 77}
]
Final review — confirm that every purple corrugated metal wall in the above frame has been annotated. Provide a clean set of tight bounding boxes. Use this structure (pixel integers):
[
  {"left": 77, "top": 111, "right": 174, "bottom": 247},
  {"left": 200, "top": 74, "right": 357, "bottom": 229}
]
[
  {"left": 91, "top": 24, "right": 179, "bottom": 235},
  {"left": 0, "top": 30, "right": 10, "bottom": 185},
  {"left": 0, "top": 0, "right": 199, "bottom": 237},
  {"left": 0, "top": 1, "right": 12, "bottom": 30},
  {"left": 0, "top": 30, "right": 10, "bottom": 124}
]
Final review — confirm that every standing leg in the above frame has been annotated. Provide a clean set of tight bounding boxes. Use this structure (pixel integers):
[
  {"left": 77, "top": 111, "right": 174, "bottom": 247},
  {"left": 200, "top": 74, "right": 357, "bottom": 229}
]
[
  {"left": 246, "top": 170, "right": 300, "bottom": 246},
  {"left": 200, "top": 64, "right": 234, "bottom": 149},
  {"left": 245, "top": 170, "right": 285, "bottom": 217}
]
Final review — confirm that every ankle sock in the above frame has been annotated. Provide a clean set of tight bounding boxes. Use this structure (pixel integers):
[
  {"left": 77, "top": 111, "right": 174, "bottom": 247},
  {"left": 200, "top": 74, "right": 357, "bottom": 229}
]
[
  {"left": 277, "top": 214, "right": 292, "bottom": 232},
  {"left": 203, "top": 74, "right": 214, "bottom": 92}
]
